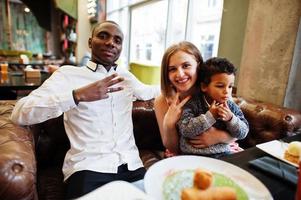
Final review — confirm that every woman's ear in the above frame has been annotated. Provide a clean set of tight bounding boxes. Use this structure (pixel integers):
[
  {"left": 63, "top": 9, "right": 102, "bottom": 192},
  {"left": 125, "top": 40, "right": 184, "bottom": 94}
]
[{"left": 201, "top": 83, "right": 207, "bottom": 92}]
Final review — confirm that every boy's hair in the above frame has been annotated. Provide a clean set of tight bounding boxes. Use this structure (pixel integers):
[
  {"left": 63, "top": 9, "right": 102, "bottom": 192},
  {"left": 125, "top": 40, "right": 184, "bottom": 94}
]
[{"left": 200, "top": 57, "right": 237, "bottom": 85}]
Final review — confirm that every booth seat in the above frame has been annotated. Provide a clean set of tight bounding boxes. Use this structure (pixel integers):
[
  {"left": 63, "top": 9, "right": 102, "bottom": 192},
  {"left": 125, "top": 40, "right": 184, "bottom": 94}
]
[{"left": 0, "top": 97, "right": 301, "bottom": 200}]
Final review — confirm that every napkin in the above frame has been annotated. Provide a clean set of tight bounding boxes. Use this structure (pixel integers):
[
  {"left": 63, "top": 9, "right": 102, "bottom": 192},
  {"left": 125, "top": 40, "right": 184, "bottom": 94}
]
[{"left": 249, "top": 156, "right": 298, "bottom": 185}]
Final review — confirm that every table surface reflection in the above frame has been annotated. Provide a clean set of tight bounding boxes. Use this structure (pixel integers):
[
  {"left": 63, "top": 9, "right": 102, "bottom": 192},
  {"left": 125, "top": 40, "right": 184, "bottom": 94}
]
[{"left": 0, "top": 71, "right": 50, "bottom": 90}]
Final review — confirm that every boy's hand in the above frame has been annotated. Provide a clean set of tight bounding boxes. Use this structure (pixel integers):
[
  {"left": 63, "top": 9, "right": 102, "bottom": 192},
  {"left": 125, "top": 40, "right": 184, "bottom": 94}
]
[
  {"left": 208, "top": 100, "right": 220, "bottom": 119},
  {"left": 217, "top": 102, "right": 233, "bottom": 121}
]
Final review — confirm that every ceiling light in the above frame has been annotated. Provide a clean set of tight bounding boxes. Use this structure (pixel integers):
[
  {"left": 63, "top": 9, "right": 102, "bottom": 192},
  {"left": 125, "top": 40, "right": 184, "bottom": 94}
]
[{"left": 24, "top": 7, "right": 30, "bottom": 13}]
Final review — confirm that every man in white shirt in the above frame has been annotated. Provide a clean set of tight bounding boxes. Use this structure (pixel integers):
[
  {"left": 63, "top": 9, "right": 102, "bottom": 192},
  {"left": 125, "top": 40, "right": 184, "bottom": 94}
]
[{"left": 10, "top": 21, "right": 159, "bottom": 199}]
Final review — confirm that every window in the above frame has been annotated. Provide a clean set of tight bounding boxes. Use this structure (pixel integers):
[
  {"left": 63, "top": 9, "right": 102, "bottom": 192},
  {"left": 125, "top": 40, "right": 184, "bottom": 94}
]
[
  {"left": 106, "top": 0, "right": 223, "bottom": 67},
  {"left": 129, "top": 1, "right": 168, "bottom": 65},
  {"left": 187, "top": 0, "right": 223, "bottom": 60},
  {"left": 165, "top": 0, "right": 188, "bottom": 47}
]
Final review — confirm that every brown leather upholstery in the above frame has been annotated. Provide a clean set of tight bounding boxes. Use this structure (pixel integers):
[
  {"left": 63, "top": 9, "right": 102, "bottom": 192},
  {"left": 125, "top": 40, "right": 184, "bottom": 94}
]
[
  {"left": 233, "top": 97, "right": 301, "bottom": 148},
  {"left": 0, "top": 97, "right": 301, "bottom": 200},
  {"left": 0, "top": 101, "right": 37, "bottom": 200}
]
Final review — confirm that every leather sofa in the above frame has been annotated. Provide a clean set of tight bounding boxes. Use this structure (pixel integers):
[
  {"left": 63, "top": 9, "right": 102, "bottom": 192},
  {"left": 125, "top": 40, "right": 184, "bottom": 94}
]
[{"left": 1, "top": 97, "right": 301, "bottom": 200}]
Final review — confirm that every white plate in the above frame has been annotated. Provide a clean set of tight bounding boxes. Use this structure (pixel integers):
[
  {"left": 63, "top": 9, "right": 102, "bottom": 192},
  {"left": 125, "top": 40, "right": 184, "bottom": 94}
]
[
  {"left": 144, "top": 155, "right": 272, "bottom": 200},
  {"left": 256, "top": 140, "right": 298, "bottom": 168},
  {"left": 77, "top": 180, "right": 154, "bottom": 200}
]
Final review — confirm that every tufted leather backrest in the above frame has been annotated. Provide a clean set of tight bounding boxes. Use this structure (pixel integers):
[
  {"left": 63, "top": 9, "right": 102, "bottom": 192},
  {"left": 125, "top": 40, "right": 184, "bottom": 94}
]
[
  {"left": 233, "top": 97, "right": 301, "bottom": 148},
  {"left": 0, "top": 101, "right": 37, "bottom": 200}
]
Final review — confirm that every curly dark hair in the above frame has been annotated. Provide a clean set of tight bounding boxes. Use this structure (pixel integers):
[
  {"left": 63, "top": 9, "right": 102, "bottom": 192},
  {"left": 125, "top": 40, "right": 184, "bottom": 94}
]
[{"left": 199, "top": 57, "right": 237, "bottom": 85}]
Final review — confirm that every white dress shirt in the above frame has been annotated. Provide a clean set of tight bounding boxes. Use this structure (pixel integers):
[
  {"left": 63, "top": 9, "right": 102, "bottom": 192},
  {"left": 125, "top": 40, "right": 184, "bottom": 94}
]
[{"left": 11, "top": 61, "right": 160, "bottom": 181}]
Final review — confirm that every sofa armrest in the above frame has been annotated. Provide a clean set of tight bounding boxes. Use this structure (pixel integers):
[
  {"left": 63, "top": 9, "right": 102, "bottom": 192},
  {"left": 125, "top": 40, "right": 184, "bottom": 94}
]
[
  {"left": 0, "top": 117, "right": 37, "bottom": 200},
  {"left": 233, "top": 97, "right": 301, "bottom": 148}
]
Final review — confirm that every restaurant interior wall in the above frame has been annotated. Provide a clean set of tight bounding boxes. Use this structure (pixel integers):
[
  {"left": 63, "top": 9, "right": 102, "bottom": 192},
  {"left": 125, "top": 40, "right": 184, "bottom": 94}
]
[
  {"left": 217, "top": 0, "right": 249, "bottom": 86},
  {"left": 284, "top": 19, "right": 301, "bottom": 111},
  {"left": 237, "top": 0, "right": 301, "bottom": 108},
  {"left": 77, "top": 0, "right": 93, "bottom": 64}
]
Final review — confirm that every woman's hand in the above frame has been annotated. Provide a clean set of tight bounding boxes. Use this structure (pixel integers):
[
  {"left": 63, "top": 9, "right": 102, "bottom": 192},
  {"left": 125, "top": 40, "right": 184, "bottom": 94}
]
[
  {"left": 163, "top": 92, "right": 191, "bottom": 129},
  {"left": 188, "top": 127, "right": 234, "bottom": 148}
]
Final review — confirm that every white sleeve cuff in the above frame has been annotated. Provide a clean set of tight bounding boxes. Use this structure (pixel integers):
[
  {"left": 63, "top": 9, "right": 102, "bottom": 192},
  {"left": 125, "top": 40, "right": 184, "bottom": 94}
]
[{"left": 58, "top": 91, "right": 77, "bottom": 112}]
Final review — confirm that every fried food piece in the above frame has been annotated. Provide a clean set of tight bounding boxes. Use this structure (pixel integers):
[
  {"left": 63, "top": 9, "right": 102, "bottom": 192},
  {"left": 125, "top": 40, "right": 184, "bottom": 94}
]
[
  {"left": 181, "top": 186, "right": 237, "bottom": 200},
  {"left": 284, "top": 141, "right": 301, "bottom": 164},
  {"left": 284, "top": 150, "right": 299, "bottom": 164},
  {"left": 193, "top": 168, "right": 213, "bottom": 190}
]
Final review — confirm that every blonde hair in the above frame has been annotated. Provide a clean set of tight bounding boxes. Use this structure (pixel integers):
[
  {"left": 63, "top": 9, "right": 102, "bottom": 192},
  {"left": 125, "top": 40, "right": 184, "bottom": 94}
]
[{"left": 160, "top": 41, "right": 203, "bottom": 97}]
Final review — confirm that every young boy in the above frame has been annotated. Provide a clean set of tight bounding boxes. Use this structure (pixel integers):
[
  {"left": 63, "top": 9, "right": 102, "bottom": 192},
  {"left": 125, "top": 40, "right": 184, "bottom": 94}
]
[{"left": 177, "top": 57, "right": 249, "bottom": 157}]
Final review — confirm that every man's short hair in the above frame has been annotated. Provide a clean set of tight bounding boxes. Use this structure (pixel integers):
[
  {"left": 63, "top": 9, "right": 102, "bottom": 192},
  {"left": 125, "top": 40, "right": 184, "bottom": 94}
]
[{"left": 91, "top": 20, "right": 121, "bottom": 37}]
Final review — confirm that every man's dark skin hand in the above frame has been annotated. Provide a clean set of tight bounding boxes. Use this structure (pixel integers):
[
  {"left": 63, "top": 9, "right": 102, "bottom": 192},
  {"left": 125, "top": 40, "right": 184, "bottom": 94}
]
[{"left": 73, "top": 73, "right": 124, "bottom": 103}]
